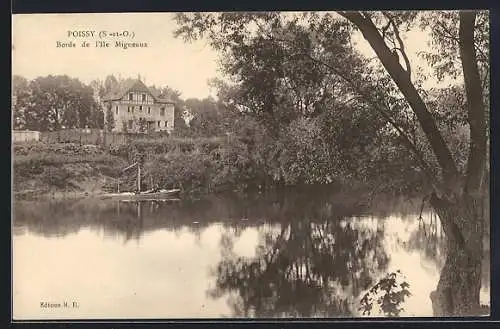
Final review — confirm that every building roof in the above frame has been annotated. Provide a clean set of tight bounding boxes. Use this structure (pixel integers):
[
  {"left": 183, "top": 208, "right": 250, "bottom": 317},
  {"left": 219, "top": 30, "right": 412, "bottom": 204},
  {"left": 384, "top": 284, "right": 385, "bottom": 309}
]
[{"left": 102, "top": 79, "right": 175, "bottom": 104}]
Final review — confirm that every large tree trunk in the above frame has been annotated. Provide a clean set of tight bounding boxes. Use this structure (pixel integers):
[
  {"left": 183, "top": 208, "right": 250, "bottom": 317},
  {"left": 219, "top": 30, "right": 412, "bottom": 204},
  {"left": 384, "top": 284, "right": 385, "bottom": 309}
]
[
  {"left": 429, "top": 11, "right": 488, "bottom": 317},
  {"left": 429, "top": 192, "right": 485, "bottom": 316},
  {"left": 339, "top": 11, "right": 488, "bottom": 316}
]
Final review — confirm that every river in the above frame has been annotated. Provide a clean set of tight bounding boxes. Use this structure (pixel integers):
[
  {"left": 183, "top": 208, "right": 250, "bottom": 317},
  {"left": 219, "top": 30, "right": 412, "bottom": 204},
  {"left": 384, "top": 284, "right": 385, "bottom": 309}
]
[{"left": 12, "top": 188, "right": 490, "bottom": 319}]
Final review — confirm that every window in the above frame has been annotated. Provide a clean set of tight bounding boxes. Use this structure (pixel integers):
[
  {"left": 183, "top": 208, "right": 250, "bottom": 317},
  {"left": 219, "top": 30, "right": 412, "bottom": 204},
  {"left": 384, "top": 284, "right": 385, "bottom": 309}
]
[
  {"left": 139, "top": 105, "right": 142, "bottom": 111},
  {"left": 115, "top": 106, "right": 118, "bottom": 114},
  {"left": 147, "top": 107, "right": 151, "bottom": 114},
  {"left": 142, "top": 94, "right": 146, "bottom": 101},
  {"left": 127, "top": 106, "right": 131, "bottom": 113},
  {"left": 160, "top": 107, "right": 165, "bottom": 116},
  {"left": 128, "top": 120, "right": 133, "bottom": 130},
  {"left": 157, "top": 121, "right": 160, "bottom": 127},
  {"left": 129, "top": 93, "right": 133, "bottom": 101},
  {"left": 132, "top": 106, "right": 134, "bottom": 113}
]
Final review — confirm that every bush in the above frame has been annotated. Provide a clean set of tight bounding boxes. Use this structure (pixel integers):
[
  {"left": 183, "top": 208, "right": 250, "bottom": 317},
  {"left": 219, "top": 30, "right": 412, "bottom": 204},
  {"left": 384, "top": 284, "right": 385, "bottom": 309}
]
[
  {"left": 41, "top": 166, "right": 71, "bottom": 188},
  {"left": 141, "top": 136, "right": 261, "bottom": 193},
  {"left": 145, "top": 151, "right": 212, "bottom": 192}
]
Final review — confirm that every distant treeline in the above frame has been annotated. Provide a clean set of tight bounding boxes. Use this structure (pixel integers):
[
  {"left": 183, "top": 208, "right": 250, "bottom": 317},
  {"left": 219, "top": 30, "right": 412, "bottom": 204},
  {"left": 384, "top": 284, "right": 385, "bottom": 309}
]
[
  {"left": 12, "top": 75, "right": 104, "bottom": 132},
  {"left": 12, "top": 74, "right": 248, "bottom": 139}
]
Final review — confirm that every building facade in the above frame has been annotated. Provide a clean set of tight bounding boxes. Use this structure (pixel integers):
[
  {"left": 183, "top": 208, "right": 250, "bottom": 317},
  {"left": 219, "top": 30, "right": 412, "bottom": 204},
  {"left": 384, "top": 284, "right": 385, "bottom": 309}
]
[
  {"left": 12, "top": 130, "right": 40, "bottom": 143},
  {"left": 102, "top": 79, "right": 175, "bottom": 133}
]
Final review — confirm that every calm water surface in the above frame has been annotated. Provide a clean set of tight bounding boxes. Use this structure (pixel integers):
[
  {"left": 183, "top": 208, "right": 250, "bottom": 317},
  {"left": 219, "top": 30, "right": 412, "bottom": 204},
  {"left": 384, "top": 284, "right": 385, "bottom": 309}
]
[{"left": 12, "top": 189, "right": 490, "bottom": 319}]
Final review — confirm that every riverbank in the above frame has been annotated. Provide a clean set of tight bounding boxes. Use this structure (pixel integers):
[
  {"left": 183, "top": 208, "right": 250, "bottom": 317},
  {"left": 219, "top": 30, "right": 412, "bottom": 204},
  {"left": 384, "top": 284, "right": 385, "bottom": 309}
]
[
  {"left": 12, "top": 138, "right": 255, "bottom": 200},
  {"left": 13, "top": 142, "right": 128, "bottom": 201},
  {"left": 12, "top": 138, "right": 425, "bottom": 202},
  {"left": 12, "top": 138, "right": 257, "bottom": 200}
]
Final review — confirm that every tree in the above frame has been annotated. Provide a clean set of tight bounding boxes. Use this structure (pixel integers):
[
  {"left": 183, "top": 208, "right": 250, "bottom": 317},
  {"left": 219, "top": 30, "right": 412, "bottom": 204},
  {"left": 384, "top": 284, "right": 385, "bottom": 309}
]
[
  {"left": 105, "top": 102, "right": 115, "bottom": 132},
  {"left": 89, "top": 79, "right": 106, "bottom": 99},
  {"left": 12, "top": 75, "right": 31, "bottom": 129},
  {"left": 337, "top": 10, "right": 487, "bottom": 316},
  {"left": 175, "top": 13, "right": 426, "bottom": 190},
  {"left": 174, "top": 10, "right": 489, "bottom": 316},
  {"left": 184, "top": 97, "right": 225, "bottom": 137},
  {"left": 88, "top": 102, "right": 105, "bottom": 129},
  {"left": 138, "top": 117, "right": 148, "bottom": 133},
  {"left": 149, "top": 85, "right": 183, "bottom": 103},
  {"left": 18, "top": 75, "right": 103, "bottom": 131},
  {"left": 104, "top": 75, "right": 119, "bottom": 95}
]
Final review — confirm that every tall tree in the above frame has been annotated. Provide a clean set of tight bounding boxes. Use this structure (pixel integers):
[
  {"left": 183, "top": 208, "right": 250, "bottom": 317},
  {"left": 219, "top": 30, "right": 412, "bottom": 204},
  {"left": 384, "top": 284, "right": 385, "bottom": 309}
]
[
  {"left": 337, "top": 10, "right": 487, "bottom": 316},
  {"left": 149, "top": 85, "right": 183, "bottom": 103},
  {"left": 105, "top": 102, "right": 115, "bottom": 132},
  {"left": 12, "top": 75, "right": 31, "bottom": 129},
  {"left": 24, "top": 75, "right": 103, "bottom": 131},
  {"left": 174, "top": 10, "right": 489, "bottom": 315},
  {"left": 104, "top": 75, "right": 119, "bottom": 95}
]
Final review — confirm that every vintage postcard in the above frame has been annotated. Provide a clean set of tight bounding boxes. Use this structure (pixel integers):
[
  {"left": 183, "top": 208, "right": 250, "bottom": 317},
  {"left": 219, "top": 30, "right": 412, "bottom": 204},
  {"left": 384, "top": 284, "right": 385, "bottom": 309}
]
[{"left": 11, "top": 11, "right": 490, "bottom": 320}]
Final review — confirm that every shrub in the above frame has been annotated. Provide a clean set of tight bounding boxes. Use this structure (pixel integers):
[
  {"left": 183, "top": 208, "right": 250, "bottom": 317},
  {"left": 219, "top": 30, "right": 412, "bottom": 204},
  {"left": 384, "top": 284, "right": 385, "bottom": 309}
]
[{"left": 41, "top": 166, "right": 71, "bottom": 188}]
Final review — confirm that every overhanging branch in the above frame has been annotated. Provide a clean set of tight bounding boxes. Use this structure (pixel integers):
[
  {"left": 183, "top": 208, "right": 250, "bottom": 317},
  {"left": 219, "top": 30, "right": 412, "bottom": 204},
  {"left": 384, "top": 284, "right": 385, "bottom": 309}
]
[
  {"left": 338, "top": 11, "right": 460, "bottom": 192},
  {"left": 261, "top": 31, "right": 439, "bottom": 189},
  {"left": 383, "top": 12, "right": 412, "bottom": 80}
]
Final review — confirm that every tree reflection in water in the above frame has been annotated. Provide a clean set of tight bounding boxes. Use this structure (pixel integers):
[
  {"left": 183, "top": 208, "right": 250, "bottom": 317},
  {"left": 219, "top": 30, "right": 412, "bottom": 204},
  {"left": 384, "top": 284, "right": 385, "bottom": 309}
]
[
  {"left": 404, "top": 211, "right": 447, "bottom": 269},
  {"left": 13, "top": 189, "right": 489, "bottom": 317},
  {"left": 208, "top": 194, "right": 390, "bottom": 318}
]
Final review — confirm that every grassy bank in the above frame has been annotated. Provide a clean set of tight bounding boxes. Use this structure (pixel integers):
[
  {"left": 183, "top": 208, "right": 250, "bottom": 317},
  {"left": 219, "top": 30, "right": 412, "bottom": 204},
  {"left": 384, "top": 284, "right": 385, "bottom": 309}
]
[
  {"left": 13, "top": 142, "right": 128, "bottom": 200},
  {"left": 12, "top": 137, "right": 256, "bottom": 200},
  {"left": 12, "top": 136, "right": 399, "bottom": 201}
]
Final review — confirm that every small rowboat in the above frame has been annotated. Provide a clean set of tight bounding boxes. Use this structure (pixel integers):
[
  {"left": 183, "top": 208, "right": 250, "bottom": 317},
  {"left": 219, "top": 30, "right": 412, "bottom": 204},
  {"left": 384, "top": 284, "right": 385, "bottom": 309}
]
[
  {"left": 100, "top": 188, "right": 181, "bottom": 201},
  {"left": 101, "top": 161, "right": 181, "bottom": 201}
]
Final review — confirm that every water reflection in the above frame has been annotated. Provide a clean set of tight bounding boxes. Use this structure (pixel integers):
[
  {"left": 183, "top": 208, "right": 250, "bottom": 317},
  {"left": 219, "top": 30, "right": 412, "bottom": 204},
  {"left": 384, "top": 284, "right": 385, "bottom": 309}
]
[
  {"left": 12, "top": 190, "right": 490, "bottom": 319},
  {"left": 209, "top": 216, "right": 389, "bottom": 317}
]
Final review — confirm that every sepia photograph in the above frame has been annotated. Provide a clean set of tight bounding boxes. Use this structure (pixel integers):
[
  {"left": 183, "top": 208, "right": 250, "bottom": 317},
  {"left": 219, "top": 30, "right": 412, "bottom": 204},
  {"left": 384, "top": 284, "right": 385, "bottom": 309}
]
[{"left": 11, "top": 10, "right": 490, "bottom": 320}]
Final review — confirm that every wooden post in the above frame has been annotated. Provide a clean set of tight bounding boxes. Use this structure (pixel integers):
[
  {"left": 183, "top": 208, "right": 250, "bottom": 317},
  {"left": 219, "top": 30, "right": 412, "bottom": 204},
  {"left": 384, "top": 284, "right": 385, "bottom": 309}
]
[{"left": 137, "top": 164, "right": 141, "bottom": 192}]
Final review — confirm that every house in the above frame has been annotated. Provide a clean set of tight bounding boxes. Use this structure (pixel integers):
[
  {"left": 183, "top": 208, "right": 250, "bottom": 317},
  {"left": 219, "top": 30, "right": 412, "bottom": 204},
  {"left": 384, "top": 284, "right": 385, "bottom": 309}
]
[{"left": 102, "top": 79, "right": 175, "bottom": 133}]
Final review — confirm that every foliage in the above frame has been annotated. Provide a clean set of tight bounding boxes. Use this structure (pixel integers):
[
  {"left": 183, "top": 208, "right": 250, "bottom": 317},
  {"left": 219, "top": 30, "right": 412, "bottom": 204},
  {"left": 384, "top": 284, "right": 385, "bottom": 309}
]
[
  {"left": 149, "top": 85, "right": 183, "bottom": 102},
  {"left": 13, "top": 142, "right": 127, "bottom": 194},
  {"left": 142, "top": 136, "right": 256, "bottom": 193},
  {"left": 359, "top": 270, "right": 411, "bottom": 317},
  {"left": 105, "top": 103, "right": 115, "bottom": 132},
  {"left": 418, "top": 11, "right": 489, "bottom": 84},
  {"left": 173, "top": 11, "right": 488, "bottom": 195},
  {"left": 13, "top": 142, "right": 125, "bottom": 178},
  {"left": 12, "top": 75, "right": 31, "bottom": 128},
  {"left": 173, "top": 13, "right": 429, "bottom": 193},
  {"left": 40, "top": 166, "right": 72, "bottom": 188},
  {"left": 12, "top": 75, "right": 104, "bottom": 131},
  {"left": 121, "top": 119, "right": 129, "bottom": 133},
  {"left": 174, "top": 12, "right": 490, "bottom": 316}
]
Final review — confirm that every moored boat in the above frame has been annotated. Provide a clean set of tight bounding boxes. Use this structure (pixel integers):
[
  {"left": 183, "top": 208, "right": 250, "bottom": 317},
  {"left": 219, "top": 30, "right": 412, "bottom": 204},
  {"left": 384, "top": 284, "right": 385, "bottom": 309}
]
[
  {"left": 100, "top": 189, "right": 181, "bottom": 201},
  {"left": 100, "top": 162, "right": 181, "bottom": 201}
]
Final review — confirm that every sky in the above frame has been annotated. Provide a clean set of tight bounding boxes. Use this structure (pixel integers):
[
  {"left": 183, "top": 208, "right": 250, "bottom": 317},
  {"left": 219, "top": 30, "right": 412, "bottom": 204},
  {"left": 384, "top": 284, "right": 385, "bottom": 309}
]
[
  {"left": 12, "top": 13, "right": 220, "bottom": 99},
  {"left": 12, "top": 12, "right": 446, "bottom": 100}
]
